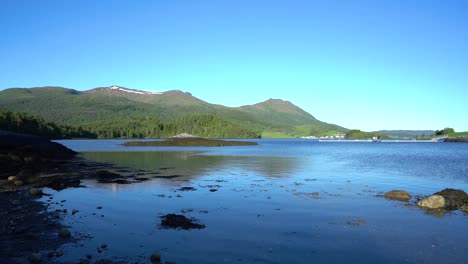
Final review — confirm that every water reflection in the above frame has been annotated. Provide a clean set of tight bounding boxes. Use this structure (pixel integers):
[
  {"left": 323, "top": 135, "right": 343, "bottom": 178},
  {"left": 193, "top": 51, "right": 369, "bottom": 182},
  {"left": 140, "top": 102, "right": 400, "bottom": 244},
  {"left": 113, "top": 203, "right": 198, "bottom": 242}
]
[{"left": 82, "top": 151, "right": 305, "bottom": 179}]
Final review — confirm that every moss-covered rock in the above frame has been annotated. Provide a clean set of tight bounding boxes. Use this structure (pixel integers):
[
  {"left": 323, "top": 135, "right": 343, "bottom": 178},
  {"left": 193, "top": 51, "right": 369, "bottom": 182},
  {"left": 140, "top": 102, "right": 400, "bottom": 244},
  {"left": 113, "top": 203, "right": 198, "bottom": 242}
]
[{"left": 434, "top": 188, "right": 468, "bottom": 210}]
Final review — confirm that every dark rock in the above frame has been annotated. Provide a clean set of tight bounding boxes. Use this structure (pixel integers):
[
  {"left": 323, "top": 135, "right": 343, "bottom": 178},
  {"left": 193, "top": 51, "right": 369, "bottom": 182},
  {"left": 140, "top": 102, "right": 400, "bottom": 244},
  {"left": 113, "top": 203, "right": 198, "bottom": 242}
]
[
  {"left": 434, "top": 188, "right": 468, "bottom": 210},
  {"left": 100, "top": 244, "right": 108, "bottom": 249},
  {"left": 383, "top": 190, "right": 411, "bottom": 202},
  {"left": 112, "top": 179, "right": 131, "bottom": 184},
  {"left": 29, "top": 188, "right": 43, "bottom": 197},
  {"left": 96, "top": 170, "right": 121, "bottom": 181},
  {"left": 153, "top": 175, "right": 184, "bottom": 179},
  {"left": 16, "top": 168, "right": 37, "bottom": 183},
  {"left": 27, "top": 252, "right": 42, "bottom": 263},
  {"left": 150, "top": 252, "right": 161, "bottom": 264},
  {"left": 38, "top": 175, "right": 81, "bottom": 190},
  {"left": 58, "top": 227, "right": 71, "bottom": 238},
  {"left": 160, "top": 214, "right": 205, "bottom": 230},
  {"left": 177, "top": 187, "right": 196, "bottom": 192}
]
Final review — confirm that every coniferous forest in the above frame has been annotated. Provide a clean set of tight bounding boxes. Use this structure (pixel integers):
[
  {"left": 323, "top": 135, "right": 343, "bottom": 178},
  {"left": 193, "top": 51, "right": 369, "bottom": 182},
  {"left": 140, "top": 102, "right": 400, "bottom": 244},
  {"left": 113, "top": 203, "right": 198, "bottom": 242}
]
[{"left": 0, "top": 109, "right": 260, "bottom": 139}]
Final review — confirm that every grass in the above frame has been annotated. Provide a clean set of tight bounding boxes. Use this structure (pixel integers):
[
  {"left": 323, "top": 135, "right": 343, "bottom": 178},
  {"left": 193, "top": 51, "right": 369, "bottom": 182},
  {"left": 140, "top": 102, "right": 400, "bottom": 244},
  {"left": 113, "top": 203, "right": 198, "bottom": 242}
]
[{"left": 448, "top": 131, "right": 468, "bottom": 137}]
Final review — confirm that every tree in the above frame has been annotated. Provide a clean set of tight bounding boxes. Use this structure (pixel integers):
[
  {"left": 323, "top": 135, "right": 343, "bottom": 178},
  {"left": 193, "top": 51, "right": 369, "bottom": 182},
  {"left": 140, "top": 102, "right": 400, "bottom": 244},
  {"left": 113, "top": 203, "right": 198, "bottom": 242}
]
[{"left": 435, "top": 127, "right": 455, "bottom": 136}]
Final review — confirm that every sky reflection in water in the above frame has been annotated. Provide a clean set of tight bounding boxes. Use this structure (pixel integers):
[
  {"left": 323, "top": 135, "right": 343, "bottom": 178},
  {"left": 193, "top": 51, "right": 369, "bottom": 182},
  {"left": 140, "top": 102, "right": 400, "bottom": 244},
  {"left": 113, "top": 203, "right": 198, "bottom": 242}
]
[{"left": 47, "top": 140, "right": 468, "bottom": 263}]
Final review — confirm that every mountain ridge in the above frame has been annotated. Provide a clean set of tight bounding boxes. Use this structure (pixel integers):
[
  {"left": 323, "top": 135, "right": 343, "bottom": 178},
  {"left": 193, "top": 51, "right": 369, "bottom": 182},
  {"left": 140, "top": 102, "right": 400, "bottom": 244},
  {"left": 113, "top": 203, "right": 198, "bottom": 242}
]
[{"left": 0, "top": 85, "right": 346, "bottom": 137}]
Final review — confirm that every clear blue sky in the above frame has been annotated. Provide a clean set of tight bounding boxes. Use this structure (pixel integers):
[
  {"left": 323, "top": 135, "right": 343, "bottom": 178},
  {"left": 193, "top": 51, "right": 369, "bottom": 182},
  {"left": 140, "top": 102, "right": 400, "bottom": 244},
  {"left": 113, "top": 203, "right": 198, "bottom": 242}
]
[{"left": 1, "top": 0, "right": 467, "bottom": 131}]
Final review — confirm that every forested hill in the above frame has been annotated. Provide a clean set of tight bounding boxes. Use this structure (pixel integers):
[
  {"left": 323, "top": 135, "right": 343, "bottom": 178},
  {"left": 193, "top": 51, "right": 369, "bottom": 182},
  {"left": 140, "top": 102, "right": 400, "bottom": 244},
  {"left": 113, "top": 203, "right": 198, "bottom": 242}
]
[{"left": 0, "top": 86, "right": 346, "bottom": 137}]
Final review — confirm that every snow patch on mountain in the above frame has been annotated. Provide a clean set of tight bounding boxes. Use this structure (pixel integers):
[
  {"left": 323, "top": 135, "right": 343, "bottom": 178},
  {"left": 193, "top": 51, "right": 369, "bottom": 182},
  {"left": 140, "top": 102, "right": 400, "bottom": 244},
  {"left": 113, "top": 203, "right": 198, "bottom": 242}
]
[{"left": 108, "top": 86, "right": 161, "bottom": 95}]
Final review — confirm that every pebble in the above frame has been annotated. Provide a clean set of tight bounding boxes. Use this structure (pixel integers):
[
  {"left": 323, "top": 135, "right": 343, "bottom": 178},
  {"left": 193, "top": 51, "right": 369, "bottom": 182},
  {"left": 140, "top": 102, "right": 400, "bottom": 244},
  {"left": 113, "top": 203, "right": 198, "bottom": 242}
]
[
  {"left": 7, "top": 176, "right": 16, "bottom": 182},
  {"left": 14, "top": 180, "right": 24, "bottom": 186}
]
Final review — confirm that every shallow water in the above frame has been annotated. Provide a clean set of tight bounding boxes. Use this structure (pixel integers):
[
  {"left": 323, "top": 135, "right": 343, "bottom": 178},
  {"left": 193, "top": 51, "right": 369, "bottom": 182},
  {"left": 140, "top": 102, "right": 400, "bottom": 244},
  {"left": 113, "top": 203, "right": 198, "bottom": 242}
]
[{"left": 47, "top": 139, "right": 468, "bottom": 263}]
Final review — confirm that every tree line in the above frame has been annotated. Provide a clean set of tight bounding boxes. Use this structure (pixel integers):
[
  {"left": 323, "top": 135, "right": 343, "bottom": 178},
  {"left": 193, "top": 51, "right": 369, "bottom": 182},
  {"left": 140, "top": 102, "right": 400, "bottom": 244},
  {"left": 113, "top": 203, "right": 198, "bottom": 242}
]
[
  {"left": 0, "top": 109, "right": 260, "bottom": 139},
  {"left": 0, "top": 109, "right": 94, "bottom": 139},
  {"left": 82, "top": 114, "right": 260, "bottom": 139}
]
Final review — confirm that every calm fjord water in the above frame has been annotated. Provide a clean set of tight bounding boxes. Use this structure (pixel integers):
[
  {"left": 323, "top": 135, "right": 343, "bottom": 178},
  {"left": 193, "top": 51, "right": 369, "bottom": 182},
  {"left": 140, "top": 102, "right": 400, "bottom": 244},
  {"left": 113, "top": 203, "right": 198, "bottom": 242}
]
[{"left": 51, "top": 139, "right": 468, "bottom": 263}]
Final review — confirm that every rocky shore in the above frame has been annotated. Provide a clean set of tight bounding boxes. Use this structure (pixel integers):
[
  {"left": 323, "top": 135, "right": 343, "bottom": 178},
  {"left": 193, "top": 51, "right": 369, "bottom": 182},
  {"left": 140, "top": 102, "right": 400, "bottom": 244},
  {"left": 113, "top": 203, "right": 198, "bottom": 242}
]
[
  {"left": 0, "top": 131, "right": 80, "bottom": 263},
  {"left": 444, "top": 137, "right": 468, "bottom": 142},
  {"left": 0, "top": 130, "right": 184, "bottom": 263}
]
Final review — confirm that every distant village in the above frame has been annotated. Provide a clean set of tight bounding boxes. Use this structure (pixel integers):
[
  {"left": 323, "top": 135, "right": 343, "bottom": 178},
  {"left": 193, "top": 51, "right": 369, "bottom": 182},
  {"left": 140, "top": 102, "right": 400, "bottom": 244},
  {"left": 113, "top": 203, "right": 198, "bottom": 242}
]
[{"left": 301, "top": 134, "right": 345, "bottom": 139}]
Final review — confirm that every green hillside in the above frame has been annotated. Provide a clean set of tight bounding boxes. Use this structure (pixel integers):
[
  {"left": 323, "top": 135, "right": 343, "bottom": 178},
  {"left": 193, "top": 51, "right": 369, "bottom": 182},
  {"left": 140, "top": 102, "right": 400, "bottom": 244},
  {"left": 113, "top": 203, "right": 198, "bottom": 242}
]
[
  {"left": 374, "top": 130, "right": 435, "bottom": 138},
  {"left": 0, "top": 86, "right": 347, "bottom": 137},
  {"left": 448, "top": 131, "right": 468, "bottom": 137}
]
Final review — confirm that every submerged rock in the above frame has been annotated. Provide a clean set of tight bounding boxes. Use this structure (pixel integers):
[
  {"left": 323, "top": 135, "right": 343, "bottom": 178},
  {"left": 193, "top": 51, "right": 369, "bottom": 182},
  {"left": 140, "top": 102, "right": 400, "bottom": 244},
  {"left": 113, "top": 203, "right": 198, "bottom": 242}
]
[
  {"left": 160, "top": 214, "right": 205, "bottom": 230},
  {"left": 96, "top": 170, "right": 121, "bottom": 181},
  {"left": 27, "top": 252, "right": 42, "bottom": 263},
  {"left": 123, "top": 137, "right": 258, "bottom": 147},
  {"left": 434, "top": 188, "right": 468, "bottom": 210},
  {"left": 417, "top": 195, "right": 445, "bottom": 209},
  {"left": 58, "top": 228, "right": 71, "bottom": 239},
  {"left": 150, "top": 253, "right": 161, "bottom": 264},
  {"left": 383, "top": 190, "right": 411, "bottom": 202},
  {"left": 177, "top": 187, "right": 196, "bottom": 192}
]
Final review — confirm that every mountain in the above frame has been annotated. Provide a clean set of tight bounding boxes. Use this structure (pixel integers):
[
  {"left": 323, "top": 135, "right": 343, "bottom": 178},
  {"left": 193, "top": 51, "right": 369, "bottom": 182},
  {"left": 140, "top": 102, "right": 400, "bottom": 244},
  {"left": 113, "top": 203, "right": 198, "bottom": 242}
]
[{"left": 0, "top": 86, "right": 346, "bottom": 137}]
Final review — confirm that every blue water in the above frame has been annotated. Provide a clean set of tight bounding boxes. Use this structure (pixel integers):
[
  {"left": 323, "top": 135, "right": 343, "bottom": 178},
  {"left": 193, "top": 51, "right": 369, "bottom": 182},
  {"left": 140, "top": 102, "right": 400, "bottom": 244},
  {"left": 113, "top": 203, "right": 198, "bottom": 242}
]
[{"left": 47, "top": 139, "right": 468, "bottom": 263}]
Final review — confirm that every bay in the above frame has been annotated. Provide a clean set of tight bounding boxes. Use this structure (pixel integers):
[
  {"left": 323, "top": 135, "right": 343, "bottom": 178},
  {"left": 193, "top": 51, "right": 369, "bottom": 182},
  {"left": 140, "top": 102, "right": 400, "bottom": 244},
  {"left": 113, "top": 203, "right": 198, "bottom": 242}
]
[{"left": 47, "top": 139, "right": 468, "bottom": 263}]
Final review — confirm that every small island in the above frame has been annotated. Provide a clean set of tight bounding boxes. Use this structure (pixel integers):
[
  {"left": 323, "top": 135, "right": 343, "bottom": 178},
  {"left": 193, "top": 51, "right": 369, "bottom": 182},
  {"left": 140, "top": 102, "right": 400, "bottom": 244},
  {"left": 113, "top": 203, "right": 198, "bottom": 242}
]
[{"left": 122, "top": 137, "right": 258, "bottom": 147}]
